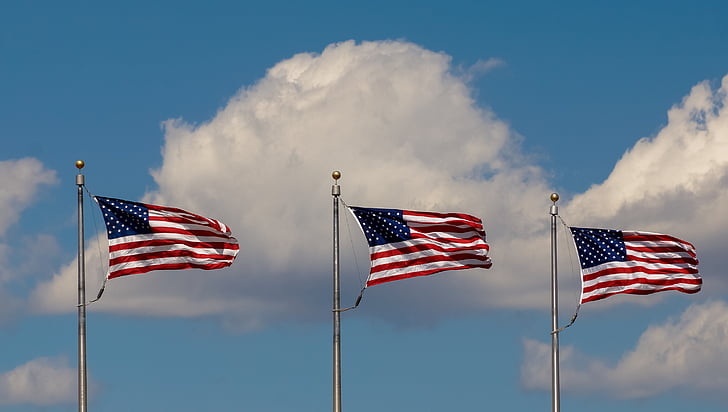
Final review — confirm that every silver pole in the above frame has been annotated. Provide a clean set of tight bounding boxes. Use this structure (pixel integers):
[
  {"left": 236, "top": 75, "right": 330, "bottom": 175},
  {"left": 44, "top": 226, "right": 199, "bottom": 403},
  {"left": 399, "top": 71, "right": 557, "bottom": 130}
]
[
  {"left": 332, "top": 171, "right": 342, "bottom": 412},
  {"left": 76, "top": 160, "right": 87, "bottom": 412},
  {"left": 550, "top": 192, "right": 560, "bottom": 412}
]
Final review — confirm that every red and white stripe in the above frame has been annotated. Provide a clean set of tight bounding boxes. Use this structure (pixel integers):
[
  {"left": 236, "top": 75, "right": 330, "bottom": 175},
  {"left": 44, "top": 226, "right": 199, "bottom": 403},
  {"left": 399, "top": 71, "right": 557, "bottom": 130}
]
[
  {"left": 366, "top": 210, "right": 492, "bottom": 287},
  {"left": 579, "top": 231, "right": 701, "bottom": 303},
  {"left": 108, "top": 205, "right": 239, "bottom": 279}
]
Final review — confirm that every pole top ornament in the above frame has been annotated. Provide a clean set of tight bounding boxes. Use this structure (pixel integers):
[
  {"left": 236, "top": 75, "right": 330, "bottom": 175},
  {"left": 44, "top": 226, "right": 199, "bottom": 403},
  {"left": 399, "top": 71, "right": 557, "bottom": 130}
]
[
  {"left": 550, "top": 192, "right": 559, "bottom": 203},
  {"left": 76, "top": 160, "right": 85, "bottom": 170},
  {"left": 332, "top": 170, "right": 341, "bottom": 181}
]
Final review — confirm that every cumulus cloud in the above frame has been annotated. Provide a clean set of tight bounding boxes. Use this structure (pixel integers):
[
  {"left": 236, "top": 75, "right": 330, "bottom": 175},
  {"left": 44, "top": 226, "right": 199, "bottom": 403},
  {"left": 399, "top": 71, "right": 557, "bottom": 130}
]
[
  {"left": 0, "top": 158, "right": 57, "bottom": 237},
  {"left": 0, "top": 158, "right": 57, "bottom": 235},
  {"left": 0, "top": 158, "right": 57, "bottom": 323},
  {"left": 519, "top": 76, "right": 728, "bottom": 401},
  {"left": 29, "top": 41, "right": 728, "bottom": 330},
  {"left": 521, "top": 300, "right": 728, "bottom": 402},
  {"left": 30, "top": 40, "right": 551, "bottom": 328},
  {"left": 564, "top": 75, "right": 728, "bottom": 291},
  {"left": 0, "top": 356, "right": 77, "bottom": 405}
]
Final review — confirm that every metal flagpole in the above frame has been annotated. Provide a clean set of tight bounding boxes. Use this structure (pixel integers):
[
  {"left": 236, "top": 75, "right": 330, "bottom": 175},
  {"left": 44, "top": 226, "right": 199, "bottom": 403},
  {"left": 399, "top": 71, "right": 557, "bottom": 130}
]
[
  {"left": 332, "top": 170, "right": 342, "bottom": 412},
  {"left": 76, "top": 160, "right": 88, "bottom": 412},
  {"left": 550, "top": 192, "right": 560, "bottom": 412}
]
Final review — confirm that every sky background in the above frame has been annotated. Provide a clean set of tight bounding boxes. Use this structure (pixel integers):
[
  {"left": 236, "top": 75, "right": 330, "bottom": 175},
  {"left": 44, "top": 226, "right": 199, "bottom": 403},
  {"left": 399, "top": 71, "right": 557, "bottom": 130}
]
[{"left": 1, "top": 1, "right": 728, "bottom": 411}]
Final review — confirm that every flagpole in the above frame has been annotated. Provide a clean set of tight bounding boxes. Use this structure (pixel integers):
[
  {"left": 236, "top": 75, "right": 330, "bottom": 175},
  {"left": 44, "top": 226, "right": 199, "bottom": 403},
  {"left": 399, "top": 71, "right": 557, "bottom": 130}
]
[
  {"left": 332, "top": 170, "right": 342, "bottom": 412},
  {"left": 76, "top": 160, "right": 88, "bottom": 412},
  {"left": 550, "top": 192, "right": 560, "bottom": 412}
]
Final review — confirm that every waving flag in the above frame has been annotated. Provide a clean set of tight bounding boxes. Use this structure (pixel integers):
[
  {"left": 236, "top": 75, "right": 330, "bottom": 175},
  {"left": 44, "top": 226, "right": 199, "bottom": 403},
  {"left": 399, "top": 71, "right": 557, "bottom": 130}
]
[
  {"left": 570, "top": 227, "right": 701, "bottom": 303},
  {"left": 349, "top": 207, "right": 492, "bottom": 287},
  {"left": 95, "top": 196, "right": 239, "bottom": 279}
]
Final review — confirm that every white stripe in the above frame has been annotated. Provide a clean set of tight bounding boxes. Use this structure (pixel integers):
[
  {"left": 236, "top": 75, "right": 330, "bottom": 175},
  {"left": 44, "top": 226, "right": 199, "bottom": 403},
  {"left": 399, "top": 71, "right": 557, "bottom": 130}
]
[
  {"left": 368, "top": 258, "right": 489, "bottom": 281},
  {"left": 624, "top": 240, "right": 695, "bottom": 255},
  {"left": 582, "top": 271, "right": 700, "bottom": 289},
  {"left": 404, "top": 213, "right": 480, "bottom": 225},
  {"left": 581, "top": 282, "right": 701, "bottom": 301},
  {"left": 407, "top": 220, "right": 482, "bottom": 232},
  {"left": 148, "top": 216, "right": 229, "bottom": 233},
  {"left": 110, "top": 244, "right": 238, "bottom": 260},
  {"left": 150, "top": 208, "right": 208, "bottom": 222},
  {"left": 150, "top": 220, "right": 226, "bottom": 233},
  {"left": 150, "top": 209, "right": 231, "bottom": 232},
  {"left": 370, "top": 244, "right": 489, "bottom": 267},
  {"left": 370, "top": 238, "right": 487, "bottom": 255},
  {"left": 109, "top": 232, "right": 237, "bottom": 246},
  {"left": 624, "top": 238, "right": 694, "bottom": 251},
  {"left": 109, "top": 255, "right": 235, "bottom": 273},
  {"left": 408, "top": 222, "right": 483, "bottom": 233},
  {"left": 626, "top": 249, "right": 695, "bottom": 260},
  {"left": 410, "top": 228, "right": 482, "bottom": 241},
  {"left": 580, "top": 260, "right": 697, "bottom": 276}
]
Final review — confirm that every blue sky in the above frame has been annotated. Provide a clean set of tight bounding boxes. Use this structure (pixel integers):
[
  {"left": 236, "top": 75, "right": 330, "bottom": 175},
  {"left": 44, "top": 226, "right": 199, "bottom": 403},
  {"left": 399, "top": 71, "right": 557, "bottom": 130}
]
[{"left": 2, "top": 1, "right": 728, "bottom": 411}]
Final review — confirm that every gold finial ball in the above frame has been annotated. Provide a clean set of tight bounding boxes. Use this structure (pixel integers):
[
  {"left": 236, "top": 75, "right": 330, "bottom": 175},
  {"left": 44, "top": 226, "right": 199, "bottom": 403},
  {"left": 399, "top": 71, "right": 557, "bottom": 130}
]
[
  {"left": 332, "top": 170, "right": 341, "bottom": 180},
  {"left": 550, "top": 192, "right": 559, "bottom": 203},
  {"left": 75, "top": 160, "right": 85, "bottom": 169}
]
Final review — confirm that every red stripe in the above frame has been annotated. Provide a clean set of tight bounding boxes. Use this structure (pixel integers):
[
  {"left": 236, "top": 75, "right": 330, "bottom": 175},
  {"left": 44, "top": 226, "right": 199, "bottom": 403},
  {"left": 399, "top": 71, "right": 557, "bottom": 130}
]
[
  {"left": 410, "top": 232, "right": 483, "bottom": 244},
  {"left": 149, "top": 215, "right": 202, "bottom": 224},
  {"left": 627, "top": 244, "right": 697, "bottom": 256},
  {"left": 582, "top": 286, "right": 701, "bottom": 303},
  {"left": 147, "top": 225, "right": 232, "bottom": 238},
  {"left": 626, "top": 254, "right": 698, "bottom": 266},
  {"left": 366, "top": 261, "right": 493, "bottom": 287},
  {"left": 109, "top": 261, "right": 233, "bottom": 279},
  {"left": 370, "top": 242, "right": 488, "bottom": 260},
  {"left": 371, "top": 252, "right": 491, "bottom": 273},
  {"left": 146, "top": 203, "right": 206, "bottom": 216},
  {"left": 110, "top": 249, "right": 236, "bottom": 266},
  {"left": 110, "top": 238, "right": 239, "bottom": 253},
  {"left": 403, "top": 210, "right": 481, "bottom": 221},
  {"left": 623, "top": 233, "right": 694, "bottom": 248},
  {"left": 409, "top": 219, "right": 484, "bottom": 231},
  {"left": 410, "top": 224, "right": 484, "bottom": 235},
  {"left": 149, "top": 206, "right": 225, "bottom": 229}
]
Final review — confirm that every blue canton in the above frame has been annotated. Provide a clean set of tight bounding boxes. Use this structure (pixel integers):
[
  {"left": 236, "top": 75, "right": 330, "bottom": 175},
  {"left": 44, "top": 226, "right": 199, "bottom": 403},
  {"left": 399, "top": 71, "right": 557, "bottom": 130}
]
[
  {"left": 571, "top": 227, "right": 627, "bottom": 269},
  {"left": 96, "top": 196, "right": 152, "bottom": 239},
  {"left": 350, "top": 207, "right": 412, "bottom": 247}
]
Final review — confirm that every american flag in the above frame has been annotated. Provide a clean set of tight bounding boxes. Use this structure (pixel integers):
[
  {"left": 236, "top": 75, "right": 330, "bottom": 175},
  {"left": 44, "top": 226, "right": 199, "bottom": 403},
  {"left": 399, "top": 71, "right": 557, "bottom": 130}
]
[
  {"left": 95, "top": 196, "right": 239, "bottom": 279},
  {"left": 349, "top": 207, "right": 492, "bottom": 287},
  {"left": 570, "top": 227, "right": 701, "bottom": 303}
]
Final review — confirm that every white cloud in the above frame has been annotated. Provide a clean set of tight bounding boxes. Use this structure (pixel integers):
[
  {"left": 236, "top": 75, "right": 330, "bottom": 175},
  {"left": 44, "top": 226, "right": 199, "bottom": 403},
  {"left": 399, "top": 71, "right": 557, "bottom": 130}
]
[
  {"left": 0, "top": 158, "right": 57, "bottom": 236},
  {"left": 0, "top": 356, "right": 77, "bottom": 405},
  {"left": 458, "top": 57, "right": 506, "bottom": 83},
  {"left": 563, "top": 75, "right": 728, "bottom": 290},
  {"left": 567, "top": 76, "right": 728, "bottom": 222},
  {"left": 30, "top": 40, "right": 551, "bottom": 328},
  {"left": 521, "top": 300, "right": 728, "bottom": 402},
  {"left": 29, "top": 41, "right": 728, "bottom": 330},
  {"left": 0, "top": 158, "right": 57, "bottom": 324}
]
